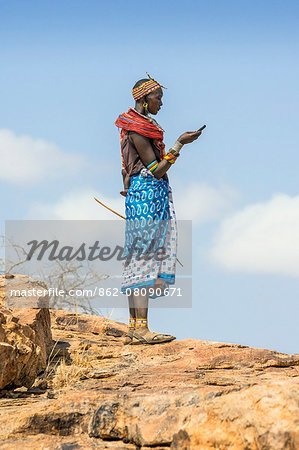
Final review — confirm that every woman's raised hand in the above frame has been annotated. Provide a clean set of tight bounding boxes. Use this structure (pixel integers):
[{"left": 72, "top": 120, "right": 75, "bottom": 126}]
[{"left": 178, "top": 130, "right": 202, "bottom": 145}]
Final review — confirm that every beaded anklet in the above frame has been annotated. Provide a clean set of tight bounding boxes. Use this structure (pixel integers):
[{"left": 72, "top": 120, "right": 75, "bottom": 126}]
[
  {"left": 129, "top": 317, "right": 136, "bottom": 328},
  {"left": 135, "top": 318, "right": 148, "bottom": 328}
]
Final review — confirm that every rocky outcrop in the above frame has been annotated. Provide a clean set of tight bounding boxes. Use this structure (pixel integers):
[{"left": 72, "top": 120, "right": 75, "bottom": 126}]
[
  {"left": 0, "top": 307, "right": 298, "bottom": 449},
  {"left": 0, "top": 275, "right": 52, "bottom": 390}
]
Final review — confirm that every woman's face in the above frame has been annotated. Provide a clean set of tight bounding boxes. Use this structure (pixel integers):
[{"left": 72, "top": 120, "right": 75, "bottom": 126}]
[{"left": 146, "top": 88, "right": 163, "bottom": 115}]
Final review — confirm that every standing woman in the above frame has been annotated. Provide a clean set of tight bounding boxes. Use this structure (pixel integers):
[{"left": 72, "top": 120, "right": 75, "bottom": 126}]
[{"left": 115, "top": 74, "right": 203, "bottom": 345}]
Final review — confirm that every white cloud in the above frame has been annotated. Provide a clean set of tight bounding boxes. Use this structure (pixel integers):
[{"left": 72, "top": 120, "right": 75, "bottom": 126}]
[
  {"left": 28, "top": 182, "right": 238, "bottom": 223},
  {"left": 27, "top": 188, "right": 125, "bottom": 220},
  {"left": 174, "top": 182, "right": 239, "bottom": 224},
  {"left": 210, "top": 194, "right": 299, "bottom": 278},
  {"left": 0, "top": 129, "right": 86, "bottom": 184}
]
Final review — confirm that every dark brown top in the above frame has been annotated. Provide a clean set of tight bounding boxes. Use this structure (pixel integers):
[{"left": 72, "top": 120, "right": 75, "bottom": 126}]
[{"left": 121, "top": 131, "right": 168, "bottom": 182}]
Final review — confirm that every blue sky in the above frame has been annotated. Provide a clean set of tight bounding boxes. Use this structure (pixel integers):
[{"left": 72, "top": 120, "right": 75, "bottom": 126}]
[{"left": 1, "top": 0, "right": 298, "bottom": 353}]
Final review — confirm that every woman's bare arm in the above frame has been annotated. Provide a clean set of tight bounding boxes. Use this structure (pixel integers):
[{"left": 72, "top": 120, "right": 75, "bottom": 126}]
[
  {"left": 130, "top": 129, "right": 203, "bottom": 180},
  {"left": 130, "top": 133, "right": 171, "bottom": 180}
]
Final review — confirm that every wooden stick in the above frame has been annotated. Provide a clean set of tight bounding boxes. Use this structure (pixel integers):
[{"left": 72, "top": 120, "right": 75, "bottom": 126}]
[{"left": 94, "top": 197, "right": 126, "bottom": 220}]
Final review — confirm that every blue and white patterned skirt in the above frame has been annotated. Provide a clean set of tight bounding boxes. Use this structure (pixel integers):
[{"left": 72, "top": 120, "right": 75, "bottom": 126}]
[{"left": 121, "top": 168, "right": 177, "bottom": 298}]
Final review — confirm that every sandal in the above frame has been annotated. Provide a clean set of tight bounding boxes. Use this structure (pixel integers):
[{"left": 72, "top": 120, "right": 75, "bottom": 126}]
[
  {"left": 129, "top": 329, "right": 176, "bottom": 345},
  {"left": 123, "top": 329, "right": 134, "bottom": 345}
]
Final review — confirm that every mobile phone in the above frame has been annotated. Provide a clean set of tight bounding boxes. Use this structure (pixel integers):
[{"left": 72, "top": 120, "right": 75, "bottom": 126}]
[{"left": 197, "top": 125, "right": 206, "bottom": 132}]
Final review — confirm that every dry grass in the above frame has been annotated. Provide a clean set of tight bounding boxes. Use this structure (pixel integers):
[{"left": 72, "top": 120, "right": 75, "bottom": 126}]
[
  {"left": 51, "top": 358, "right": 84, "bottom": 389},
  {"left": 48, "top": 345, "right": 101, "bottom": 389},
  {"left": 44, "top": 307, "right": 121, "bottom": 389},
  {"left": 71, "top": 346, "right": 97, "bottom": 368},
  {"left": 45, "top": 315, "right": 101, "bottom": 389}
]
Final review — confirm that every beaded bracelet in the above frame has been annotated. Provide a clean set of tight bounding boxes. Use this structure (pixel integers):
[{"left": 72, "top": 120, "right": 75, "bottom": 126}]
[
  {"left": 147, "top": 160, "right": 159, "bottom": 172},
  {"left": 164, "top": 148, "right": 180, "bottom": 164}
]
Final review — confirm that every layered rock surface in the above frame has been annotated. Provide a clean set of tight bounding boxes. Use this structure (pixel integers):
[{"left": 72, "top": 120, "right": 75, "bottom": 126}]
[
  {"left": 0, "top": 275, "right": 52, "bottom": 390},
  {"left": 0, "top": 302, "right": 298, "bottom": 449}
]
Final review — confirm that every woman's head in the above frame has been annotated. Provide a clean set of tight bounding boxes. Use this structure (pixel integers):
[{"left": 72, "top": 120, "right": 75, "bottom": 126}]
[{"left": 132, "top": 78, "right": 164, "bottom": 115}]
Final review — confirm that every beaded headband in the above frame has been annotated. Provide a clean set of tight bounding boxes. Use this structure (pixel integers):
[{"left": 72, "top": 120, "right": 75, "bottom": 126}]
[{"left": 132, "top": 72, "right": 167, "bottom": 101}]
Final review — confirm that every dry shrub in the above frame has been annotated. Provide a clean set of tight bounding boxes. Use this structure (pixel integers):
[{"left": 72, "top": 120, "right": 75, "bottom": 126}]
[
  {"left": 49, "top": 346, "right": 100, "bottom": 389},
  {"left": 51, "top": 358, "right": 77, "bottom": 388},
  {"left": 51, "top": 357, "right": 84, "bottom": 389}
]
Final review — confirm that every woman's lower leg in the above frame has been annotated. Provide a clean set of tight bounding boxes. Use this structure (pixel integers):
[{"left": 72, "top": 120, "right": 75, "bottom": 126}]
[
  {"left": 131, "top": 290, "right": 149, "bottom": 331},
  {"left": 127, "top": 292, "right": 149, "bottom": 328}
]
